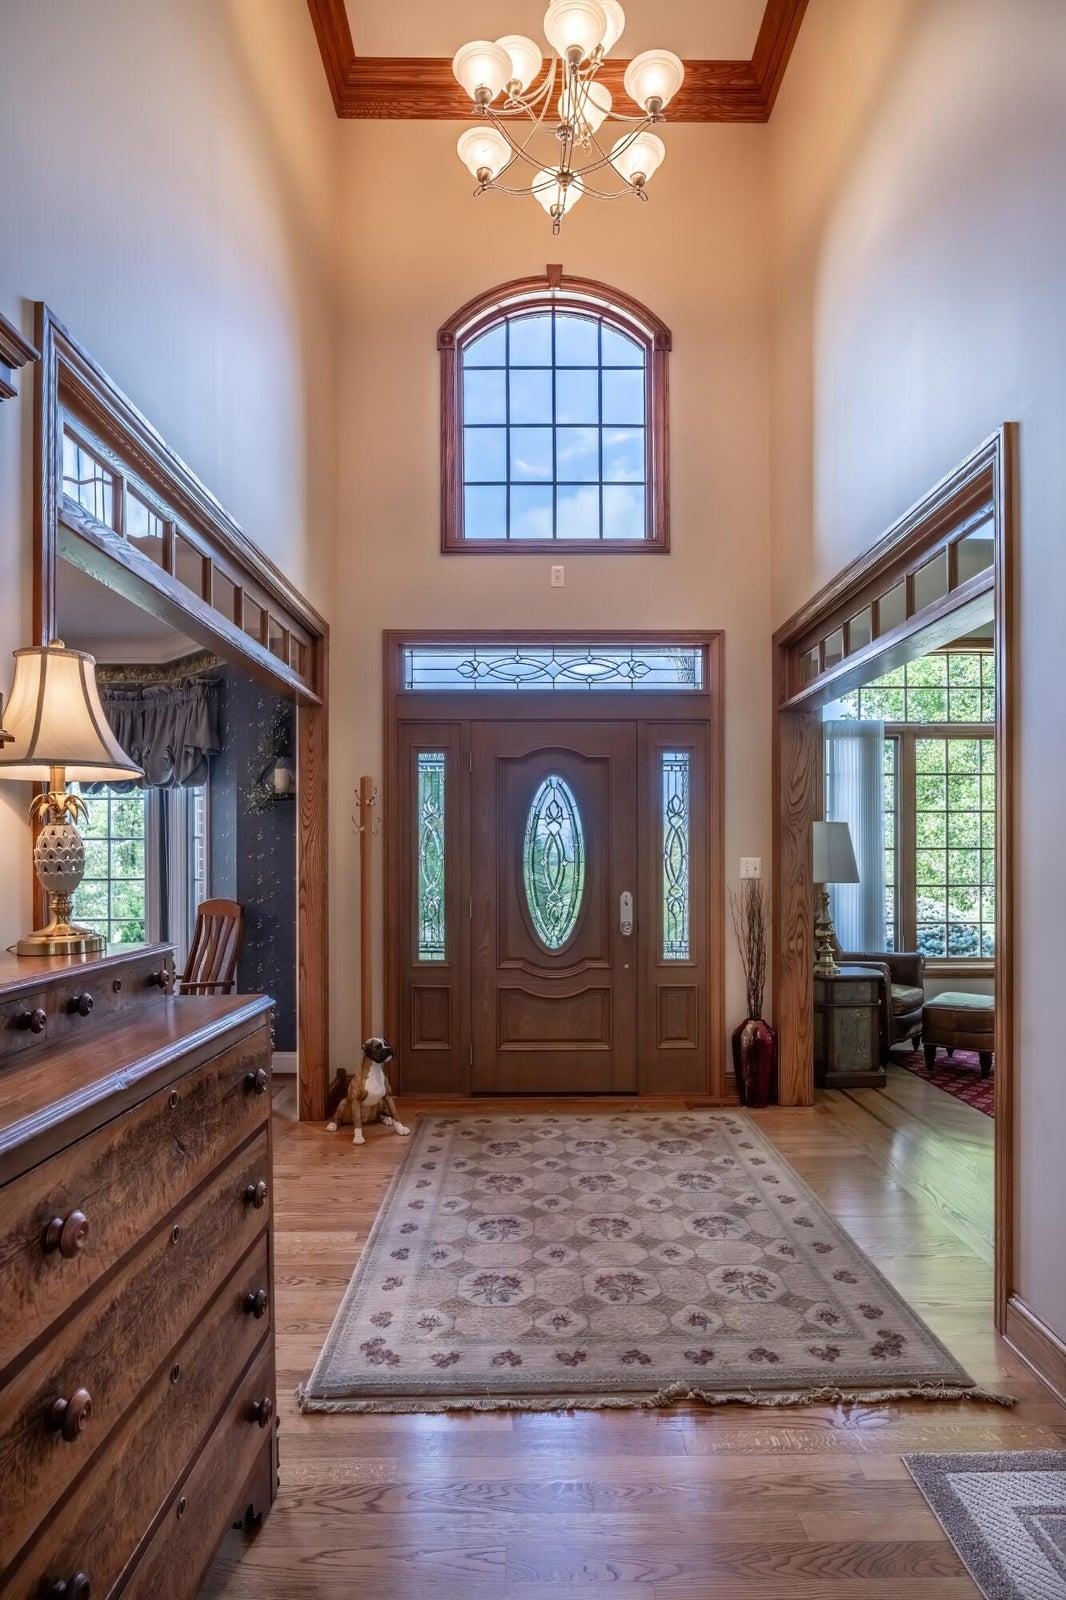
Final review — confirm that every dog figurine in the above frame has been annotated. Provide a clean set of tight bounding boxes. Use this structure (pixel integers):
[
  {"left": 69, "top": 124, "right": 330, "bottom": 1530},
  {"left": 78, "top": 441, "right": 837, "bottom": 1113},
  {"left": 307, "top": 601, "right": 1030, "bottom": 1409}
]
[{"left": 327, "top": 1037, "right": 411, "bottom": 1145}]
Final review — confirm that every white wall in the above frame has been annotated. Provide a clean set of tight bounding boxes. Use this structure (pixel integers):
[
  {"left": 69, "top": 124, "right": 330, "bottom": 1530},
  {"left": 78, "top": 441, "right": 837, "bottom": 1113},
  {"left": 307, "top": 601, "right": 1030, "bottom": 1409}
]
[
  {"left": 0, "top": 0, "right": 339, "bottom": 945},
  {"left": 329, "top": 119, "right": 776, "bottom": 1074},
  {"left": 770, "top": 0, "right": 1066, "bottom": 1339}
]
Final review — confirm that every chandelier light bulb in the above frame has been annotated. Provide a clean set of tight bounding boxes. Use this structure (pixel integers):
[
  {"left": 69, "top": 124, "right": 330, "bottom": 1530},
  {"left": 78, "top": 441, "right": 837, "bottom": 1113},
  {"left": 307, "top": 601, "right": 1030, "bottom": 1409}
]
[
  {"left": 495, "top": 34, "right": 544, "bottom": 91},
  {"left": 457, "top": 127, "right": 513, "bottom": 182},
  {"left": 558, "top": 79, "right": 612, "bottom": 136},
  {"left": 452, "top": 39, "right": 513, "bottom": 104},
  {"left": 599, "top": 0, "right": 626, "bottom": 53},
  {"left": 610, "top": 130, "right": 666, "bottom": 187},
  {"left": 543, "top": 1, "right": 608, "bottom": 64},
  {"left": 533, "top": 168, "right": 585, "bottom": 217},
  {"left": 623, "top": 48, "right": 685, "bottom": 112}
]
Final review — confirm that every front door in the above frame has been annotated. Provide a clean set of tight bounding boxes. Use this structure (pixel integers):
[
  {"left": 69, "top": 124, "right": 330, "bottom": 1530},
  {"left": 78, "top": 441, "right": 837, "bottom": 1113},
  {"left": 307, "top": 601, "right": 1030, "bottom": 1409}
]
[{"left": 469, "top": 722, "right": 638, "bottom": 1093}]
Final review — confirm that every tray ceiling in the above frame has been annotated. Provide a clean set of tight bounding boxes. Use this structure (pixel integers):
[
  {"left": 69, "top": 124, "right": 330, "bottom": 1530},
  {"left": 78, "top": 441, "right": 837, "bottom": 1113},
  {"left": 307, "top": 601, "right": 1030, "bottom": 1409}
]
[{"left": 341, "top": 0, "right": 767, "bottom": 61}]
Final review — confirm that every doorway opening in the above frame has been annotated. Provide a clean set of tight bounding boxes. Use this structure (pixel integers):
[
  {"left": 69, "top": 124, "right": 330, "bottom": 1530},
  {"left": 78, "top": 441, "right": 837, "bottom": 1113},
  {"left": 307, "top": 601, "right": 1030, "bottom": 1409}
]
[
  {"left": 771, "top": 426, "right": 1015, "bottom": 1330},
  {"left": 384, "top": 633, "right": 725, "bottom": 1098}
]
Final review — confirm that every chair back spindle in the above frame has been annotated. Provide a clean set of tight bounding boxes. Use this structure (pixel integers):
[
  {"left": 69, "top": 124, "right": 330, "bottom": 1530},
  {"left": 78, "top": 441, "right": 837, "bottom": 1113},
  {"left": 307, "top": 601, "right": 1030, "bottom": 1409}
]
[{"left": 178, "top": 898, "right": 243, "bottom": 996}]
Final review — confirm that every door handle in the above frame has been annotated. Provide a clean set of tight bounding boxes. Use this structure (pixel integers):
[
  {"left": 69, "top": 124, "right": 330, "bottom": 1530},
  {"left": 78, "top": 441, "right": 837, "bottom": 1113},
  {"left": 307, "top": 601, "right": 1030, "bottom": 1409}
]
[{"left": 619, "top": 891, "right": 634, "bottom": 937}]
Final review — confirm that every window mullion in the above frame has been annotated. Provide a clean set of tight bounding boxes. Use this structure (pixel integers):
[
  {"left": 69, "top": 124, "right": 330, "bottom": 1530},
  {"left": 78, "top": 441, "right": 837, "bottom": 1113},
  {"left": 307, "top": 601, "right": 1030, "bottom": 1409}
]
[{"left": 899, "top": 732, "right": 918, "bottom": 952}]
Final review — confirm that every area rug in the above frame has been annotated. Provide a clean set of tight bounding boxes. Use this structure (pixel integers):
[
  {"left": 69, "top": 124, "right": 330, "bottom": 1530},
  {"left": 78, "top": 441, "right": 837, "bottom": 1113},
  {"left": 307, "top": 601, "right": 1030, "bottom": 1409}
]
[
  {"left": 298, "top": 1111, "right": 1007, "bottom": 1414},
  {"left": 896, "top": 1048, "right": 996, "bottom": 1117},
  {"left": 904, "top": 1451, "right": 1066, "bottom": 1599}
]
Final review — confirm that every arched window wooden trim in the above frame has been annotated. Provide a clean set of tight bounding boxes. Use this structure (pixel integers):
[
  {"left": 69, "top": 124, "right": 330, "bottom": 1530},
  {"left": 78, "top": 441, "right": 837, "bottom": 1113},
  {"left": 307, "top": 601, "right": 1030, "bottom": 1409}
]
[{"left": 438, "top": 266, "right": 671, "bottom": 554}]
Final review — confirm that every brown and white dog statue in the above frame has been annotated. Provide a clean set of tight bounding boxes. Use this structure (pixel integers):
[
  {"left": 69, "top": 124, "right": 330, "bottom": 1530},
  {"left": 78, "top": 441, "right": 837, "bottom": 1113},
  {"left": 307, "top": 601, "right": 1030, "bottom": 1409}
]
[{"left": 327, "top": 1037, "right": 410, "bottom": 1145}]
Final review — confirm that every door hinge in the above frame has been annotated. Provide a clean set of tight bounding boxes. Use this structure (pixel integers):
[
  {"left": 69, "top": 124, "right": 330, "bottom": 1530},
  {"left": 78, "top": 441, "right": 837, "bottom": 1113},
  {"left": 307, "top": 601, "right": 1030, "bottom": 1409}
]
[{"left": 468, "top": 1044, "right": 473, "bottom": 1069}]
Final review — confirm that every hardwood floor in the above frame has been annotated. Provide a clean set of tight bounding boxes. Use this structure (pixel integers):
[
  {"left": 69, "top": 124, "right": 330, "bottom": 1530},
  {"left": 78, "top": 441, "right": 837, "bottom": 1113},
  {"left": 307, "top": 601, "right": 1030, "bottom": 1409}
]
[{"left": 203, "top": 1069, "right": 1063, "bottom": 1599}]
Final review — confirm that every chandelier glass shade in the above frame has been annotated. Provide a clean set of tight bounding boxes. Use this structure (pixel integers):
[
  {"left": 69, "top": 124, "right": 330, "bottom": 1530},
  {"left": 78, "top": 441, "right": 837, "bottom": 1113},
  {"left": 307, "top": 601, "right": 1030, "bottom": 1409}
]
[{"left": 451, "top": 3, "right": 684, "bottom": 232}]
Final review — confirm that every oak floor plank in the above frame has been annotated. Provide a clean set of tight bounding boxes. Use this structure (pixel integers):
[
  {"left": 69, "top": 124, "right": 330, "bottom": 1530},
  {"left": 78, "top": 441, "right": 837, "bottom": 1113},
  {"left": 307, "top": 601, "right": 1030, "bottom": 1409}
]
[{"left": 202, "top": 1081, "right": 1065, "bottom": 1600}]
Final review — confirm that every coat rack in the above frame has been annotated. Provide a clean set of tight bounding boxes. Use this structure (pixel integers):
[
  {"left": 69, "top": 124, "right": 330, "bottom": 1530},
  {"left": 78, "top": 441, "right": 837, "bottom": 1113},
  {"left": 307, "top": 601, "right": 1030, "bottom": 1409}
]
[{"left": 353, "top": 776, "right": 380, "bottom": 1046}]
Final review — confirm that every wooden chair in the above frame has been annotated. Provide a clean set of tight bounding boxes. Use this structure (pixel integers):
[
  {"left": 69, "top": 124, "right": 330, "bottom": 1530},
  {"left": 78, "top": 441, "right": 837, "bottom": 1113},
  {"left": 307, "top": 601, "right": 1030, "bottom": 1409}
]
[{"left": 178, "top": 898, "right": 243, "bottom": 996}]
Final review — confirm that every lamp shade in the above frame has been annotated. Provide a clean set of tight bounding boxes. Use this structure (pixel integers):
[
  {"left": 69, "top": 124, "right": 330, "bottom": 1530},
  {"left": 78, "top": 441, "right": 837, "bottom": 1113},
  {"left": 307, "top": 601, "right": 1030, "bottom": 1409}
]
[
  {"left": 456, "top": 126, "right": 512, "bottom": 181},
  {"left": 452, "top": 39, "right": 513, "bottom": 102},
  {"left": 812, "top": 820, "right": 860, "bottom": 885},
  {"left": 599, "top": 0, "right": 626, "bottom": 53},
  {"left": 623, "top": 48, "right": 685, "bottom": 110},
  {"left": 533, "top": 169, "right": 585, "bottom": 217},
  {"left": 610, "top": 130, "right": 666, "bottom": 185},
  {"left": 495, "top": 34, "right": 543, "bottom": 90},
  {"left": 0, "top": 641, "right": 141, "bottom": 783},
  {"left": 559, "top": 78, "right": 612, "bottom": 135},
  {"left": 544, "top": 1, "right": 607, "bottom": 61}
]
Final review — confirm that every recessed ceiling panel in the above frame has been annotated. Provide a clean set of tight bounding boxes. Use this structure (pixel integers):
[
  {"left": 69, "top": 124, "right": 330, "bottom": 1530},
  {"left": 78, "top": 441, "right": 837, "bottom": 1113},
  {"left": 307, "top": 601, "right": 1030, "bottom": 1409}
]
[{"left": 342, "top": 0, "right": 766, "bottom": 60}]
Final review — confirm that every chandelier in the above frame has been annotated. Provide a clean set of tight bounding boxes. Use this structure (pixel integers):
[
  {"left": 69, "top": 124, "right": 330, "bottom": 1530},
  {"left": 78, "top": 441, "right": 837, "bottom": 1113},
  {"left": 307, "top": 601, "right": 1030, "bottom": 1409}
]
[{"left": 452, "top": 2, "right": 685, "bottom": 232}]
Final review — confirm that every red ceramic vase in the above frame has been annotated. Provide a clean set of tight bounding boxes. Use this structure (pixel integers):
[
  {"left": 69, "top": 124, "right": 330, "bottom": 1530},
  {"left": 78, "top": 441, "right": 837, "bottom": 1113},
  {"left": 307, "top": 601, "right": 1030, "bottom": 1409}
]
[{"left": 732, "top": 1018, "right": 777, "bottom": 1108}]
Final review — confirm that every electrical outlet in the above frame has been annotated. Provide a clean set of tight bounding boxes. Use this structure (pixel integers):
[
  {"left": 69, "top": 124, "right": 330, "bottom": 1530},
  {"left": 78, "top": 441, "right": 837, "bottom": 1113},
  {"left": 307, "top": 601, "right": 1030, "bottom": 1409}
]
[
  {"left": 740, "top": 857, "right": 762, "bottom": 879},
  {"left": 550, "top": 564, "right": 565, "bottom": 588}
]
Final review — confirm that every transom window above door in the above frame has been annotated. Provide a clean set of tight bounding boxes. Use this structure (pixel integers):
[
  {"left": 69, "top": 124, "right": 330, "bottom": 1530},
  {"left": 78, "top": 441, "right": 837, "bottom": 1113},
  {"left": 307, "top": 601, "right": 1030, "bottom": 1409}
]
[{"left": 439, "top": 270, "right": 671, "bottom": 552}]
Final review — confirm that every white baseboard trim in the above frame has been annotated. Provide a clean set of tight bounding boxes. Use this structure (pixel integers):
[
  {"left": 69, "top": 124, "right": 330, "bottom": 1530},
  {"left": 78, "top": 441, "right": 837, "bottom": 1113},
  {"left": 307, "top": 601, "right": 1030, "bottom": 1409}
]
[{"left": 272, "top": 1052, "right": 299, "bottom": 1076}]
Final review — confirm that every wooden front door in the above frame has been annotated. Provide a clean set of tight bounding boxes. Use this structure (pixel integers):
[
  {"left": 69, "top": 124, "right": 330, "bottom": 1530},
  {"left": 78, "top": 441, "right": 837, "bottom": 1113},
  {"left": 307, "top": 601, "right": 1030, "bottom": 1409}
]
[{"left": 470, "top": 722, "right": 638, "bottom": 1093}]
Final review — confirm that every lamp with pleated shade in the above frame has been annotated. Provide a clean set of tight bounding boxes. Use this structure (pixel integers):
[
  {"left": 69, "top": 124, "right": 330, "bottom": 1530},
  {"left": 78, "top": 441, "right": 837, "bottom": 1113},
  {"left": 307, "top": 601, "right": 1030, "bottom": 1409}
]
[{"left": 0, "top": 640, "right": 141, "bottom": 955}]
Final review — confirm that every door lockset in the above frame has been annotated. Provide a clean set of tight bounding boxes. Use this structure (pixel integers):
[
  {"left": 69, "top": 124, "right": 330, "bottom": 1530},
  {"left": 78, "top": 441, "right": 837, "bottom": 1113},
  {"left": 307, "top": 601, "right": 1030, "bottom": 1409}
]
[{"left": 619, "top": 891, "right": 634, "bottom": 936}]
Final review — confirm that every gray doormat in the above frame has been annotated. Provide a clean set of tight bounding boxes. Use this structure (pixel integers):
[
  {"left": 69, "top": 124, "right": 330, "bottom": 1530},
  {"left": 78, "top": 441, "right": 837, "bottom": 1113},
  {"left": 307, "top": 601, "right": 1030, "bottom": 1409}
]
[{"left": 905, "top": 1451, "right": 1066, "bottom": 1599}]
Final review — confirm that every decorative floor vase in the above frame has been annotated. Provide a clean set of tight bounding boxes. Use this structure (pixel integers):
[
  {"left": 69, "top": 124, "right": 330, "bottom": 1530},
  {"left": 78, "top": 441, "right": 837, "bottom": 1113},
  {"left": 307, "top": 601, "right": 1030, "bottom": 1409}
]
[{"left": 732, "top": 1017, "right": 777, "bottom": 1108}]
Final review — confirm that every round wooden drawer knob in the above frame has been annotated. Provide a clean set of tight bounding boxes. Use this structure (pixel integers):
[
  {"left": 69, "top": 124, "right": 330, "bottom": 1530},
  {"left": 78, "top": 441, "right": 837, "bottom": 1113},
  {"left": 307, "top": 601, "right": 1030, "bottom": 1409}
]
[
  {"left": 70, "top": 992, "right": 94, "bottom": 1017},
  {"left": 248, "top": 1396, "right": 273, "bottom": 1428},
  {"left": 17, "top": 1007, "right": 48, "bottom": 1034},
  {"left": 243, "top": 1180, "right": 269, "bottom": 1210},
  {"left": 43, "top": 1210, "right": 89, "bottom": 1258},
  {"left": 42, "top": 1573, "right": 91, "bottom": 1599},
  {"left": 48, "top": 1387, "right": 93, "bottom": 1442},
  {"left": 243, "top": 1287, "right": 269, "bottom": 1320},
  {"left": 147, "top": 969, "right": 169, "bottom": 989},
  {"left": 245, "top": 1067, "right": 270, "bottom": 1096}
]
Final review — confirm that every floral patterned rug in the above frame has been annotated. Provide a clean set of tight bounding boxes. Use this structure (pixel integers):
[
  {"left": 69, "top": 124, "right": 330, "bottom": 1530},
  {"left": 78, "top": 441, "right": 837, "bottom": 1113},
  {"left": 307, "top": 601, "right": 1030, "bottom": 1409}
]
[{"left": 299, "top": 1111, "right": 1004, "bottom": 1414}]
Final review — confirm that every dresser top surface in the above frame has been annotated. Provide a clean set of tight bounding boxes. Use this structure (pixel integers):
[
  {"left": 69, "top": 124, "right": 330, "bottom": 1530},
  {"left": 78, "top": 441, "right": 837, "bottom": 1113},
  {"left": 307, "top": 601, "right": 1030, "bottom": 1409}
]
[
  {"left": 0, "top": 993, "right": 273, "bottom": 1184},
  {"left": 0, "top": 942, "right": 172, "bottom": 1001}
]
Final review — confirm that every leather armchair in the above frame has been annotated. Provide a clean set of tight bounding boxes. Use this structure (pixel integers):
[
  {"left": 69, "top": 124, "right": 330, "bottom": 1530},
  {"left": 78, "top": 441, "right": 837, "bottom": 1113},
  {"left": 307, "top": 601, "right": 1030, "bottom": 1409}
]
[{"left": 837, "top": 949, "right": 926, "bottom": 1062}]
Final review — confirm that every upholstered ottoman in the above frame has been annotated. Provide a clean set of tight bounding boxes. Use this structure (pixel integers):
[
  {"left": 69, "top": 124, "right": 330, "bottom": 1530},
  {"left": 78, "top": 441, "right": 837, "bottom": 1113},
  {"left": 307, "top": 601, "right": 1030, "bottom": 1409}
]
[{"left": 922, "top": 992, "right": 995, "bottom": 1076}]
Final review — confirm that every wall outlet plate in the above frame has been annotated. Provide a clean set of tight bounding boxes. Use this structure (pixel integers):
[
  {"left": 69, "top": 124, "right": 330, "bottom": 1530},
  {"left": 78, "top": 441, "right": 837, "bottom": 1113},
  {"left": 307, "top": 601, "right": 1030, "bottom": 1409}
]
[
  {"left": 740, "top": 857, "right": 762, "bottom": 879},
  {"left": 550, "top": 565, "right": 565, "bottom": 588}
]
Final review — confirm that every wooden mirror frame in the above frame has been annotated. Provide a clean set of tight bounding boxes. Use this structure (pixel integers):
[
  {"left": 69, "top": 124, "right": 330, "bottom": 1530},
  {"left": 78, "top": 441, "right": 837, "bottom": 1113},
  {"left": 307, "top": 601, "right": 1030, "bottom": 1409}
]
[{"left": 32, "top": 304, "right": 332, "bottom": 1121}]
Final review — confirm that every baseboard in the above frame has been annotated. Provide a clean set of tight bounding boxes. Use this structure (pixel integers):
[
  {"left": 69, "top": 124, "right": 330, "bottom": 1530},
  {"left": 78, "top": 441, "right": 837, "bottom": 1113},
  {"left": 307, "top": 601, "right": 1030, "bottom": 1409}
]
[
  {"left": 272, "top": 1052, "right": 298, "bottom": 1076},
  {"left": 1004, "top": 1293, "right": 1066, "bottom": 1404}
]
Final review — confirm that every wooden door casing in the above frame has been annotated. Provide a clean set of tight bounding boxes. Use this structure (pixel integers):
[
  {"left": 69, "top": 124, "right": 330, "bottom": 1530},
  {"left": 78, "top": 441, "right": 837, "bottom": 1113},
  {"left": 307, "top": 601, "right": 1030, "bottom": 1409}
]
[{"left": 470, "top": 722, "right": 638, "bottom": 1094}]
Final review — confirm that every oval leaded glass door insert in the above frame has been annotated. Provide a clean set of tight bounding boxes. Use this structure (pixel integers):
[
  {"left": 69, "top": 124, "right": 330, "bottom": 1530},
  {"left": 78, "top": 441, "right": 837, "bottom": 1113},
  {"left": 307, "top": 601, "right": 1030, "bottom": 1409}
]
[{"left": 523, "top": 774, "right": 585, "bottom": 950}]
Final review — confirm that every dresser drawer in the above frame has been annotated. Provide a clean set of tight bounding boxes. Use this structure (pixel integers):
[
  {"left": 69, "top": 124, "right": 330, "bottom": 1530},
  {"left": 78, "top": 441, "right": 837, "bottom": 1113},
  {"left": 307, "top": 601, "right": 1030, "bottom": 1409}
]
[
  {"left": 123, "top": 1344, "right": 276, "bottom": 1600},
  {"left": 0, "top": 1022, "right": 271, "bottom": 1375},
  {"left": 0, "top": 948, "right": 172, "bottom": 1064},
  {"left": 0, "top": 1130, "right": 271, "bottom": 1570},
  {"left": 6, "top": 1236, "right": 272, "bottom": 1600}
]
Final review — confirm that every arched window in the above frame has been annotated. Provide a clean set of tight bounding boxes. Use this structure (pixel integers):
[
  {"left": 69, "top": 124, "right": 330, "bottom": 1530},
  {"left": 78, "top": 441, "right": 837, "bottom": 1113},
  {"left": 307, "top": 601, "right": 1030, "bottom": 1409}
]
[{"left": 438, "top": 268, "right": 670, "bottom": 552}]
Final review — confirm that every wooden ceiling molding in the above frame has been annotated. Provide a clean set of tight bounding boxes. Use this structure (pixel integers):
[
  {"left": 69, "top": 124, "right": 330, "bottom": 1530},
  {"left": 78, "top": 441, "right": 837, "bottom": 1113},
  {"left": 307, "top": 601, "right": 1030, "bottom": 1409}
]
[
  {"left": 307, "top": 0, "right": 807, "bottom": 122},
  {"left": 0, "top": 311, "right": 39, "bottom": 402}
]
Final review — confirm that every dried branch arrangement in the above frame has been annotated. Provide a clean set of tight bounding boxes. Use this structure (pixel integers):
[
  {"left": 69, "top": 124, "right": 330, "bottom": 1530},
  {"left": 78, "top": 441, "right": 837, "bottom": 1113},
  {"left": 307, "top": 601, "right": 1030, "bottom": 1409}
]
[{"left": 729, "top": 877, "right": 770, "bottom": 1021}]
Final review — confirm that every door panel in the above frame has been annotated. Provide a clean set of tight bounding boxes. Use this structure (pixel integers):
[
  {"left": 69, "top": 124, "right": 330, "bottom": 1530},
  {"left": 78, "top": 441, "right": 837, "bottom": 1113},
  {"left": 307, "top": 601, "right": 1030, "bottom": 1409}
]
[{"left": 470, "top": 722, "right": 638, "bottom": 1093}]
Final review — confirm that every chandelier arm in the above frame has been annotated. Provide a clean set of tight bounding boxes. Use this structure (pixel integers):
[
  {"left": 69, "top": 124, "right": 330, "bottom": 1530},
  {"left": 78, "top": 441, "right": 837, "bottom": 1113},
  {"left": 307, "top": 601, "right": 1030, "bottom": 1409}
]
[
  {"left": 575, "top": 119, "right": 655, "bottom": 181},
  {"left": 483, "top": 109, "right": 563, "bottom": 173}
]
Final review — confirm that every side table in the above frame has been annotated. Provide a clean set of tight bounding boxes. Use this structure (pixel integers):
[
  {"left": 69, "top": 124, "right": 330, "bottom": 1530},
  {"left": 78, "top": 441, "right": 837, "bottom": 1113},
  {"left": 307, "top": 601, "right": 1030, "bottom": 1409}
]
[{"left": 814, "top": 964, "right": 885, "bottom": 1089}]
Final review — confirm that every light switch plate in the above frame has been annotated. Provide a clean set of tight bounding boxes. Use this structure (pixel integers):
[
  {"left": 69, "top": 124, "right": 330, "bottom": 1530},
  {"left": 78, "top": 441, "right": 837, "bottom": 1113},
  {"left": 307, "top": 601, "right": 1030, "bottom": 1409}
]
[
  {"left": 550, "top": 565, "right": 565, "bottom": 588},
  {"left": 740, "top": 857, "right": 762, "bottom": 879}
]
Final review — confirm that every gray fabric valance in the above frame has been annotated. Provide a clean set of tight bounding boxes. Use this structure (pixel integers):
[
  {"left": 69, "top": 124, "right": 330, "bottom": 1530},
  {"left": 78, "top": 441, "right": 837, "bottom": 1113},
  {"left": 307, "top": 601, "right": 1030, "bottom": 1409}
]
[{"left": 87, "top": 679, "right": 220, "bottom": 789}]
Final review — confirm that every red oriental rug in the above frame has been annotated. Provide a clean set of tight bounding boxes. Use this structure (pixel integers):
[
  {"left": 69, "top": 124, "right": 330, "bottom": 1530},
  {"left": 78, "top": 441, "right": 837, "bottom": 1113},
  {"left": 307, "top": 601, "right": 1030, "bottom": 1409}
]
[{"left": 896, "top": 1049, "right": 995, "bottom": 1117}]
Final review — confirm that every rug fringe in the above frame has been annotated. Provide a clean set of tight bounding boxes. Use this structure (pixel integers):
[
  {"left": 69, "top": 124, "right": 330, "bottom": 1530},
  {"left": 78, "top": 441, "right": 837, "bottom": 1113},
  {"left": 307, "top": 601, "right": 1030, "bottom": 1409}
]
[{"left": 295, "top": 1379, "right": 1014, "bottom": 1415}]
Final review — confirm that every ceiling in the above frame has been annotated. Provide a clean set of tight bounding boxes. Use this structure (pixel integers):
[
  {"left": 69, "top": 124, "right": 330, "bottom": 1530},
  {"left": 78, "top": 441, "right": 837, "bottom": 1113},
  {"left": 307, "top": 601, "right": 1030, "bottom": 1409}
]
[
  {"left": 342, "top": 0, "right": 767, "bottom": 61},
  {"left": 57, "top": 559, "right": 200, "bottom": 664},
  {"left": 309, "top": 0, "right": 808, "bottom": 122}
]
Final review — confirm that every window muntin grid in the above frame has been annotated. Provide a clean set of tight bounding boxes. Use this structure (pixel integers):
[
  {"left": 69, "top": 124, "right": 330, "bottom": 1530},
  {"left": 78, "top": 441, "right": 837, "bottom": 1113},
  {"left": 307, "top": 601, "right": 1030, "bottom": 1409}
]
[
  {"left": 402, "top": 643, "right": 703, "bottom": 693},
  {"left": 461, "top": 310, "right": 648, "bottom": 543},
  {"left": 71, "top": 784, "right": 148, "bottom": 945}
]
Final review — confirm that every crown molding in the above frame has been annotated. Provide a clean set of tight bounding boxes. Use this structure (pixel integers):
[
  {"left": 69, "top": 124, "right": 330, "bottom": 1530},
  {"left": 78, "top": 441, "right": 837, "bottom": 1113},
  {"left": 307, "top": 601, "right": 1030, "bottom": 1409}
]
[
  {"left": 0, "top": 310, "right": 39, "bottom": 402},
  {"left": 307, "top": 0, "right": 807, "bottom": 122}
]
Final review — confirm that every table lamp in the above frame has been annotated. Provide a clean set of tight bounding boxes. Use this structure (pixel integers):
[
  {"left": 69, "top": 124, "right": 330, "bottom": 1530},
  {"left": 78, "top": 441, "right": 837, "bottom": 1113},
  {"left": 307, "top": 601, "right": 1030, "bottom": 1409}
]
[
  {"left": 811, "top": 820, "right": 860, "bottom": 978},
  {"left": 0, "top": 640, "right": 141, "bottom": 955}
]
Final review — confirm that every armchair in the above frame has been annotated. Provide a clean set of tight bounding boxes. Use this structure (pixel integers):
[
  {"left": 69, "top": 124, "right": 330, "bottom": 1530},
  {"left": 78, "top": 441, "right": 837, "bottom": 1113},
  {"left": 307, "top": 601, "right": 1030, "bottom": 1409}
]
[{"left": 836, "top": 946, "right": 926, "bottom": 1063}]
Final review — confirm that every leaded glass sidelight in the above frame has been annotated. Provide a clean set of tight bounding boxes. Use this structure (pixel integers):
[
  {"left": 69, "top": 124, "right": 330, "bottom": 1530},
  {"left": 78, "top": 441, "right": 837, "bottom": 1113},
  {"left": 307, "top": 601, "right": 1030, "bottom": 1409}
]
[
  {"left": 662, "top": 750, "right": 690, "bottom": 960},
  {"left": 417, "top": 752, "right": 446, "bottom": 961},
  {"left": 523, "top": 775, "right": 585, "bottom": 950}
]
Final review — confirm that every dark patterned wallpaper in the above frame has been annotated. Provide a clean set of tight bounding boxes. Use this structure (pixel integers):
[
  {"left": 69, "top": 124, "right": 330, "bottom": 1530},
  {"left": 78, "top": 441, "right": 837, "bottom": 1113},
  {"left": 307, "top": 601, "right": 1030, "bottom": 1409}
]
[{"left": 209, "top": 668, "right": 296, "bottom": 1051}]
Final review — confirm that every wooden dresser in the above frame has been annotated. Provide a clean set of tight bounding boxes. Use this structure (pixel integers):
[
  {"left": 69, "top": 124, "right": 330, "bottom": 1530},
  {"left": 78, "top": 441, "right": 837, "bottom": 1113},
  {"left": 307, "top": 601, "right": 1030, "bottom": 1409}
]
[{"left": 0, "top": 942, "right": 277, "bottom": 1600}]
